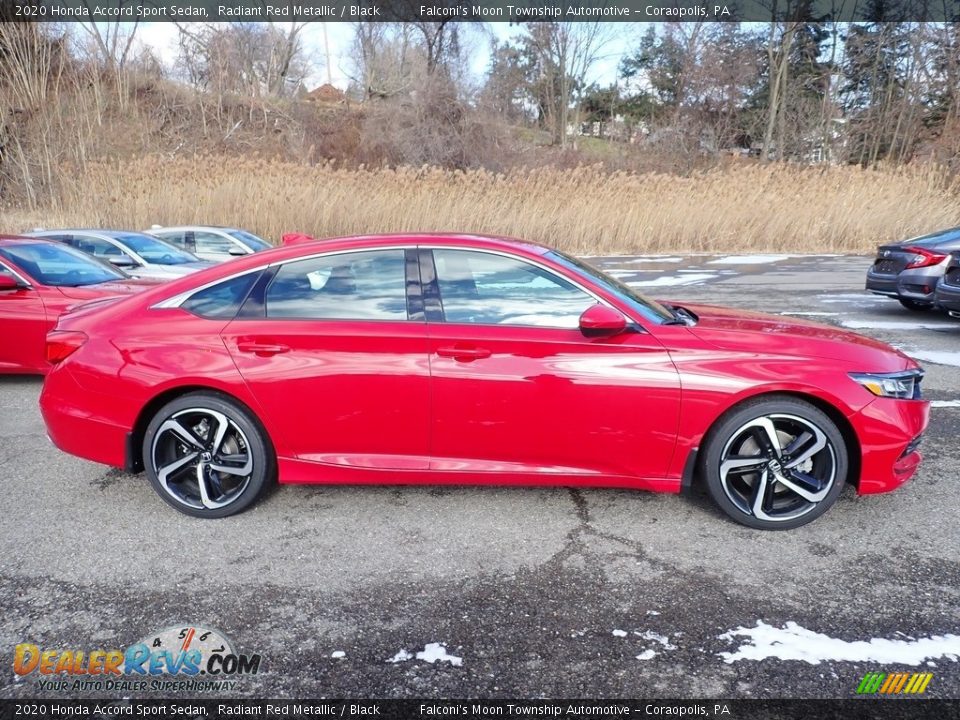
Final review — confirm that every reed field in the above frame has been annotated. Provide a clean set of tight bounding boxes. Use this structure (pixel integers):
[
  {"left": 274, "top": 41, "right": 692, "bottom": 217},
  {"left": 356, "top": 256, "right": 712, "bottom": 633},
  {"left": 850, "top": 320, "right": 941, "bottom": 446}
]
[{"left": 8, "top": 157, "right": 960, "bottom": 254}]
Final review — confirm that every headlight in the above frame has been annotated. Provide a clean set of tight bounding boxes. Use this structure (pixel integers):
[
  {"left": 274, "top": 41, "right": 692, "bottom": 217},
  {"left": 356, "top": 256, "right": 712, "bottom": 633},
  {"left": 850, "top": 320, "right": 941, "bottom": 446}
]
[{"left": 849, "top": 370, "right": 923, "bottom": 399}]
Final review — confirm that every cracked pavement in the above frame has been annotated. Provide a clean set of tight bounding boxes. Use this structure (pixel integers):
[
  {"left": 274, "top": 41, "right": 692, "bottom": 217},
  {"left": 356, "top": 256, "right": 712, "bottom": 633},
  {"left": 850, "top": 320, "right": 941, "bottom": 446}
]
[{"left": 1, "top": 254, "right": 958, "bottom": 699}]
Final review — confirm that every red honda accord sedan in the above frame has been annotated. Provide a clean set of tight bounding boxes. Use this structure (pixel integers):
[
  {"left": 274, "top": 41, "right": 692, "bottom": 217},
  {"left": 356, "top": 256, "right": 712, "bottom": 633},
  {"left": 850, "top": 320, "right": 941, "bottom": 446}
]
[
  {"left": 0, "top": 236, "right": 157, "bottom": 374},
  {"left": 39, "top": 234, "right": 930, "bottom": 529}
]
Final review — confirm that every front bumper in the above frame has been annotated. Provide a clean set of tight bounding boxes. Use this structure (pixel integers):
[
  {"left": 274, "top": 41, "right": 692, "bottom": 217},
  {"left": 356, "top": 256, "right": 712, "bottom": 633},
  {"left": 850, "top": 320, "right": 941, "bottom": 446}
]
[{"left": 852, "top": 396, "right": 930, "bottom": 495}]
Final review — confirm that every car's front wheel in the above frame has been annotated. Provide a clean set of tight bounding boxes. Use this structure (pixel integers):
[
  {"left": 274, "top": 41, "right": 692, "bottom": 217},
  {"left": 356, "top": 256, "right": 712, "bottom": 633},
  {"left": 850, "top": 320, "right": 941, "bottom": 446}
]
[
  {"left": 700, "top": 397, "right": 848, "bottom": 530},
  {"left": 143, "top": 392, "right": 274, "bottom": 518}
]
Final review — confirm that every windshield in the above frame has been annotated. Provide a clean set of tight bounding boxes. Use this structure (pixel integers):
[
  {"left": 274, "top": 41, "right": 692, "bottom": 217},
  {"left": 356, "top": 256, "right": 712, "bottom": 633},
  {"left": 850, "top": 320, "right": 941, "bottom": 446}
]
[
  {"left": 227, "top": 230, "right": 271, "bottom": 251},
  {"left": 546, "top": 251, "right": 676, "bottom": 324},
  {"left": 116, "top": 234, "right": 198, "bottom": 265},
  {"left": 0, "top": 242, "right": 126, "bottom": 286}
]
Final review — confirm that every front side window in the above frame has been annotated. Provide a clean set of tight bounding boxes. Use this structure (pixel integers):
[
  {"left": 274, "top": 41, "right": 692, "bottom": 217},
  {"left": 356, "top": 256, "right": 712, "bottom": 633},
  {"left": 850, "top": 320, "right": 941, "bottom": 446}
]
[
  {"left": 116, "top": 234, "right": 198, "bottom": 265},
  {"left": 265, "top": 249, "right": 409, "bottom": 321},
  {"left": 433, "top": 249, "right": 595, "bottom": 328},
  {"left": 153, "top": 231, "right": 188, "bottom": 250},
  {"left": 194, "top": 232, "right": 239, "bottom": 255},
  {"left": 0, "top": 243, "right": 125, "bottom": 286},
  {"left": 66, "top": 236, "right": 126, "bottom": 259},
  {"left": 546, "top": 250, "right": 675, "bottom": 324},
  {"left": 227, "top": 230, "right": 271, "bottom": 251}
]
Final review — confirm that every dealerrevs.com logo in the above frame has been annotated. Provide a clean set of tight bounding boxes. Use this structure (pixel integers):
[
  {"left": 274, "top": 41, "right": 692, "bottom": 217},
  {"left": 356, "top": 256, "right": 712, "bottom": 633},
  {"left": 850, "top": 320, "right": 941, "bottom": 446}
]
[{"left": 14, "top": 625, "right": 262, "bottom": 692}]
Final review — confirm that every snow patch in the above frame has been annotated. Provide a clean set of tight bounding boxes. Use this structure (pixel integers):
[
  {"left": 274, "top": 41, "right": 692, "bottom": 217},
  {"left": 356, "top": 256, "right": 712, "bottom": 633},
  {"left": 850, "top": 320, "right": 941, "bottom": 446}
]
[
  {"left": 903, "top": 349, "right": 960, "bottom": 368},
  {"left": 635, "top": 649, "right": 657, "bottom": 660},
  {"left": 839, "top": 320, "right": 950, "bottom": 330},
  {"left": 635, "top": 631, "right": 677, "bottom": 650},
  {"left": 387, "top": 649, "right": 413, "bottom": 664},
  {"left": 416, "top": 643, "right": 463, "bottom": 667},
  {"left": 708, "top": 255, "right": 790, "bottom": 265},
  {"left": 779, "top": 311, "right": 840, "bottom": 317},
  {"left": 624, "top": 257, "right": 684, "bottom": 264},
  {"left": 629, "top": 273, "right": 718, "bottom": 288},
  {"left": 612, "top": 630, "right": 628, "bottom": 638},
  {"left": 718, "top": 621, "right": 960, "bottom": 666}
]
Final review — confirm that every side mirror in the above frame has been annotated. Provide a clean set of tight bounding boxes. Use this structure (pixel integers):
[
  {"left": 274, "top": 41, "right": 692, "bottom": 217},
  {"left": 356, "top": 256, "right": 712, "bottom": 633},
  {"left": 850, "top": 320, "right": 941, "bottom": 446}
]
[
  {"left": 0, "top": 274, "right": 24, "bottom": 291},
  {"left": 108, "top": 255, "right": 137, "bottom": 268},
  {"left": 579, "top": 304, "right": 627, "bottom": 337},
  {"left": 228, "top": 246, "right": 247, "bottom": 256}
]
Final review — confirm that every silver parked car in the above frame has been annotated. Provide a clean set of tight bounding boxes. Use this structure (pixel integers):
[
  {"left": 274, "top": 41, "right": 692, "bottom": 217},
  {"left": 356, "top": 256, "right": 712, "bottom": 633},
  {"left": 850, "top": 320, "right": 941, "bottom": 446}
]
[
  {"left": 145, "top": 225, "right": 272, "bottom": 263},
  {"left": 865, "top": 226, "right": 960, "bottom": 311},
  {"left": 27, "top": 229, "right": 213, "bottom": 280}
]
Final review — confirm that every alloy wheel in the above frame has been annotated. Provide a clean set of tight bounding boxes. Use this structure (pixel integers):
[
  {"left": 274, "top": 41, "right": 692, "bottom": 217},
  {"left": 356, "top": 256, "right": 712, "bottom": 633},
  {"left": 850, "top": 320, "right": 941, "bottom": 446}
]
[
  {"left": 150, "top": 407, "right": 254, "bottom": 511},
  {"left": 718, "top": 413, "right": 837, "bottom": 523}
]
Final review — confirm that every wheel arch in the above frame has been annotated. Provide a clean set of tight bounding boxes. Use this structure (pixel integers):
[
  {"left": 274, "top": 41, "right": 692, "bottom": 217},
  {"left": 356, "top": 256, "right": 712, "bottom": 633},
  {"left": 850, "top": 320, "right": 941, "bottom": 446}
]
[
  {"left": 126, "top": 384, "right": 273, "bottom": 473},
  {"left": 692, "top": 390, "right": 862, "bottom": 490}
]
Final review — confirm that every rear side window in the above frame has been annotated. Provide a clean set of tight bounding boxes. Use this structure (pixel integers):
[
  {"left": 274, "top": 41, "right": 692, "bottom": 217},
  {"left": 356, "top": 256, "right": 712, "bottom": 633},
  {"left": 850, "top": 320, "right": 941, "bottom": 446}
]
[
  {"left": 182, "top": 272, "right": 260, "bottom": 320},
  {"left": 265, "top": 250, "right": 408, "bottom": 321}
]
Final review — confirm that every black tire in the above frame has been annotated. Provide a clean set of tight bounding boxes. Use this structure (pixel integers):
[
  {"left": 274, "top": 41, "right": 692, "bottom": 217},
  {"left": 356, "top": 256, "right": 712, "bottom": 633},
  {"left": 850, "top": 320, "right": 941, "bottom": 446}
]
[
  {"left": 700, "top": 396, "right": 848, "bottom": 530},
  {"left": 898, "top": 298, "right": 932, "bottom": 312},
  {"left": 142, "top": 392, "right": 275, "bottom": 518}
]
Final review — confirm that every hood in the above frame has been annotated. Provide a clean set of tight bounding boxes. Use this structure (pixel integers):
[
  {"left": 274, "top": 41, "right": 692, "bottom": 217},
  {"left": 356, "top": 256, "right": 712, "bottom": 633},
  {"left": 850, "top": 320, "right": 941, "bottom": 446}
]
[
  {"left": 57, "top": 279, "right": 161, "bottom": 300},
  {"left": 679, "top": 303, "right": 916, "bottom": 373},
  {"left": 129, "top": 264, "right": 209, "bottom": 278}
]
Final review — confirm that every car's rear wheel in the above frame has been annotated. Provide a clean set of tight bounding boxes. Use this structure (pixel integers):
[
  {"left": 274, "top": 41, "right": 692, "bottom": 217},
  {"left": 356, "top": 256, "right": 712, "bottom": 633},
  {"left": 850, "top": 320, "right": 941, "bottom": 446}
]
[
  {"left": 143, "top": 392, "right": 274, "bottom": 518},
  {"left": 898, "top": 298, "right": 932, "bottom": 311},
  {"left": 700, "top": 397, "right": 847, "bottom": 530}
]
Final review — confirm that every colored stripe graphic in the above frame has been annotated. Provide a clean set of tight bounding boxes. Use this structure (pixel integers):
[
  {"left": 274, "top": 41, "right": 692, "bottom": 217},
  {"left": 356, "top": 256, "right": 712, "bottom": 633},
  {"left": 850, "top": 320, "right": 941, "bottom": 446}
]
[
  {"left": 857, "top": 672, "right": 886, "bottom": 694},
  {"left": 857, "top": 672, "right": 933, "bottom": 695}
]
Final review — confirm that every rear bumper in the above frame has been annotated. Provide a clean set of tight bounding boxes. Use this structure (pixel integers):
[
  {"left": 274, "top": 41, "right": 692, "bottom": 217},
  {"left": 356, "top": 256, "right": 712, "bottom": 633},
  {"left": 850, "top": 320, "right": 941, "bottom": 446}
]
[
  {"left": 867, "top": 267, "right": 943, "bottom": 303},
  {"left": 865, "top": 273, "right": 898, "bottom": 296},
  {"left": 852, "top": 397, "right": 930, "bottom": 495},
  {"left": 39, "top": 366, "right": 128, "bottom": 469},
  {"left": 934, "top": 281, "right": 960, "bottom": 313}
]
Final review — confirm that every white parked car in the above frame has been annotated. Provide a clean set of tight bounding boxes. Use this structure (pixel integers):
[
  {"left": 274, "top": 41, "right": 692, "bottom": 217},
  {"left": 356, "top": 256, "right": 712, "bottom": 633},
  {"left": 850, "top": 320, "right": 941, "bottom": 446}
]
[
  {"left": 145, "top": 225, "right": 272, "bottom": 263},
  {"left": 27, "top": 229, "right": 213, "bottom": 280}
]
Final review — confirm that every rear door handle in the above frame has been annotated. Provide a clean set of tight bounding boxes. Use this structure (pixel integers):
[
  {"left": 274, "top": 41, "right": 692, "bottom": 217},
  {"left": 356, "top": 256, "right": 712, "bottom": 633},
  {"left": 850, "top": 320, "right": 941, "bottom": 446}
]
[
  {"left": 436, "top": 346, "right": 491, "bottom": 362},
  {"left": 236, "top": 341, "right": 291, "bottom": 357}
]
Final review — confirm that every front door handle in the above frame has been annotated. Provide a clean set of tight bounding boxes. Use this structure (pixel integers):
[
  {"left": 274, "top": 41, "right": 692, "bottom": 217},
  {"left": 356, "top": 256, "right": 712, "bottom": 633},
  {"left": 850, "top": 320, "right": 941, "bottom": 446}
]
[
  {"left": 436, "top": 346, "right": 492, "bottom": 362},
  {"left": 236, "top": 341, "right": 291, "bottom": 357}
]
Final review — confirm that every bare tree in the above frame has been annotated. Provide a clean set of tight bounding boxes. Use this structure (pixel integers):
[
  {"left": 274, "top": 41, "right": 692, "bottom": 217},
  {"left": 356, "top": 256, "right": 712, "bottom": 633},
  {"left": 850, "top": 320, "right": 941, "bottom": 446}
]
[{"left": 523, "top": 22, "right": 616, "bottom": 147}]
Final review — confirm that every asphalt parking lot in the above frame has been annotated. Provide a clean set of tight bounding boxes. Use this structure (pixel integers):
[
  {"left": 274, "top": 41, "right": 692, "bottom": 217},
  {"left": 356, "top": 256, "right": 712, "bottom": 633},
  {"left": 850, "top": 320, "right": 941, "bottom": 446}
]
[{"left": 1, "top": 254, "right": 958, "bottom": 700}]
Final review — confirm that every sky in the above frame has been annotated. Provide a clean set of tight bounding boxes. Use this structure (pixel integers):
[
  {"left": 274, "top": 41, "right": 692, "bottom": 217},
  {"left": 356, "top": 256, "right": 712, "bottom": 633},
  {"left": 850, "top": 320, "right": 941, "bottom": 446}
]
[{"left": 134, "top": 21, "right": 638, "bottom": 91}]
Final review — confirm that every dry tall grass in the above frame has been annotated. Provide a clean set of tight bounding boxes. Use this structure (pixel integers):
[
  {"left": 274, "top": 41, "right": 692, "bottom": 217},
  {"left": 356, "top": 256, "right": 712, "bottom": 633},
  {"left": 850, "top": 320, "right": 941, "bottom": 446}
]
[{"left": 8, "top": 157, "right": 960, "bottom": 254}]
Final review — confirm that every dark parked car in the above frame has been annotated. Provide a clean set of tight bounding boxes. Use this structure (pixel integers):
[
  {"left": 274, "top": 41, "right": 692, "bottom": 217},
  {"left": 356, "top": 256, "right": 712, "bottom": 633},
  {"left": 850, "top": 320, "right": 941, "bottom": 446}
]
[
  {"left": 866, "top": 226, "right": 960, "bottom": 311},
  {"left": 934, "top": 251, "right": 960, "bottom": 318}
]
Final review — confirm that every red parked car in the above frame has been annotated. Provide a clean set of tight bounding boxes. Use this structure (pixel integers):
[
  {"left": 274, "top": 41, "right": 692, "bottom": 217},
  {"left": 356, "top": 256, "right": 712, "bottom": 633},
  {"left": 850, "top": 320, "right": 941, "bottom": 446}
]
[
  {"left": 0, "top": 236, "right": 157, "bottom": 375},
  {"left": 39, "top": 234, "right": 930, "bottom": 529}
]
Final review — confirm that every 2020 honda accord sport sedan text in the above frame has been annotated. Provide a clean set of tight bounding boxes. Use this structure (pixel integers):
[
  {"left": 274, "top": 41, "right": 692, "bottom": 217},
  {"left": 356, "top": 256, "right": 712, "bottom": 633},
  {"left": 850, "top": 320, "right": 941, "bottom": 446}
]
[{"left": 40, "top": 234, "right": 930, "bottom": 529}]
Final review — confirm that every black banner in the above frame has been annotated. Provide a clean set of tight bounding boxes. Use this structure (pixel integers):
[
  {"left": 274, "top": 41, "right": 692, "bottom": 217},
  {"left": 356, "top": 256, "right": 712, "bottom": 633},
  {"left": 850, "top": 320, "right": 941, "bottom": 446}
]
[
  {"left": 1, "top": 700, "right": 959, "bottom": 720},
  {"left": 4, "top": 0, "right": 960, "bottom": 23}
]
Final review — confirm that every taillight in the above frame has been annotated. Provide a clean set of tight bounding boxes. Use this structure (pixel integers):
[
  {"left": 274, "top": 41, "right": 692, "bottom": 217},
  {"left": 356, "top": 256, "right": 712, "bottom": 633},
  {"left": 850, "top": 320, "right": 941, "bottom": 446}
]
[
  {"left": 904, "top": 246, "right": 948, "bottom": 268},
  {"left": 46, "top": 330, "right": 88, "bottom": 364}
]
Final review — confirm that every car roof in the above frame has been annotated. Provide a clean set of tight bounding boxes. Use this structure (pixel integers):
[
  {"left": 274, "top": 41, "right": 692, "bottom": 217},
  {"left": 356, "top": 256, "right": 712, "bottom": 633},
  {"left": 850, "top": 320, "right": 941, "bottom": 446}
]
[
  {"left": 32, "top": 229, "right": 152, "bottom": 240},
  {"left": 115, "top": 233, "right": 556, "bottom": 309},
  {"left": 148, "top": 225, "right": 238, "bottom": 232},
  {"left": 0, "top": 235, "right": 57, "bottom": 245},
  {"left": 274, "top": 233, "right": 550, "bottom": 256}
]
